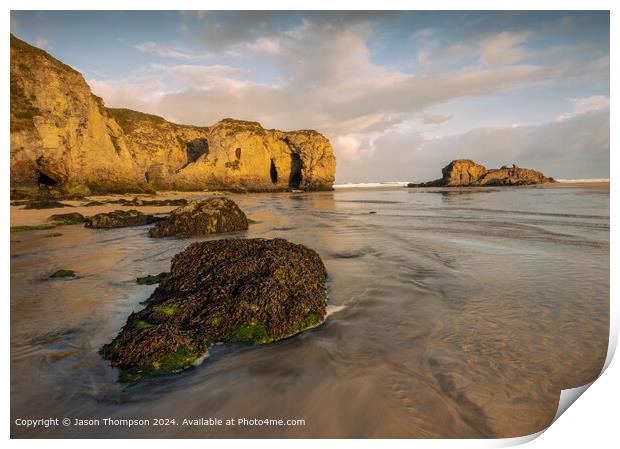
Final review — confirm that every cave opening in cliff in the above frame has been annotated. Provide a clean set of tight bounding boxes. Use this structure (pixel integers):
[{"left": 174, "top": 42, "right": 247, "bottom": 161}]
[
  {"left": 270, "top": 159, "right": 278, "bottom": 184},
  {"left": 37, "top": 171, "right": 58, "bottom": 189},
  {"left": 289, "top": 153, "right": 303, "bottom": 188},
  {"left": 185, "top": 139, "right": 209, "bottom": 165}
]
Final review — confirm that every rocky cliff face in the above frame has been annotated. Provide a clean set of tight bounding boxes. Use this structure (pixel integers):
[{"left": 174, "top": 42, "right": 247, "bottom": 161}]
[
  {"left": 409, "top": 159, "right": 555, "bottom": 187},
  {"left": 10, "top": 35, "right": 336, "bottom": 194},
  {"left": 10, "top": 35, "right": 139, "bottom": 194}
]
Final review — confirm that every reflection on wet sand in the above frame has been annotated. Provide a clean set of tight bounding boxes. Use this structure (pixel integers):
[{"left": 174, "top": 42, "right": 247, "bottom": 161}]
[{"left": 10, "top": 185, "right": 609, "bottom": 438}]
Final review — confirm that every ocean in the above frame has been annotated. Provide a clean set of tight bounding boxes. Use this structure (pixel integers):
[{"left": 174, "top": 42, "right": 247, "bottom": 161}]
[{"left": 10, "top": 184, "right": 610, "bottom": 438}]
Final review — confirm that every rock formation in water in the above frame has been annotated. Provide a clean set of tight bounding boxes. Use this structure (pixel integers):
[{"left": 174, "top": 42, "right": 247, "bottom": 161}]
[
  {"left": 106, "top": 197, "right": 188, "bottom": 207},
  {"left": 408, "top": 159, "right": 556, "bottom": 187},
  {"left": 47, "top": 212, "right": 87, "bottom": 225},
  {"left": 149, "top": 198, "right": 248, "bottom": 238},
  {"left": 22, "top": 199, "right": 74, "bottom": 209},
  {"left": 85, "top": 209, "right": 159, "bottom": 229},
  {"left": 10, "top": 35, "right": 336, "bottom": 195},
  {"left": 100, "top": 238, "right": 328, "bottom": 380}
]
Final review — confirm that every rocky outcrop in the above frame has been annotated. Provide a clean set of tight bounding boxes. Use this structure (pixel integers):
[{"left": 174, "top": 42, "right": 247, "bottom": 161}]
[
  {"left": 85, "top": 209, "right": 158, "bottom": 229},
  {"left": 409, "top": 160, "right": 555, "bottom": 187},
  {"left": 478, "top": 165, "right": 555, "bottom": 186},
  {"left": 10, "top": 35, "right": 140, "bottom": 195},
  {"left": 47, "top": 212, "right": 87, "bottom": 225},
  {"left": 100, "top": 238, "right": 328, "bottom": 380},
  {"left": 22, "top": 199, "right": 74, "bottom": 209},
  {"left": 439, "top": 160, "right": 487, "bottom": 186},
  {"left": 149, "top": 198, "right": 248, "bottom": 238},
  {"left": 10, "top": 35, "right": 336, "bottom": 195},
  {"left": 106, "top": 197, "right": 188, "bottom": 207}
]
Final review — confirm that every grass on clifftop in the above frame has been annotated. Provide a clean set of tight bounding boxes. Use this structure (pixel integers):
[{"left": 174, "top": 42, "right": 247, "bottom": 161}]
[
  {"left": 106, "top": 108, "right": 168, "bottom": 133},
  {"left": 11, "top": 34, "right": 79, "bottom": 75},
  {"left": 107, "top": 108, "right": 210, "bottom": 134}
]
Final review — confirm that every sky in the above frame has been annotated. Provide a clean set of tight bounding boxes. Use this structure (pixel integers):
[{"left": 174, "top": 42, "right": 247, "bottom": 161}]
[{"left": 11, "top": 11, "right": 610, "bottom": 182}]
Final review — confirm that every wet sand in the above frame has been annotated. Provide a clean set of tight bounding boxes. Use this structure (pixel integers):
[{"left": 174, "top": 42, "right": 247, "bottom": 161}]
[{"left": 10, "top": 184, "right": 609, "bottom": 438}]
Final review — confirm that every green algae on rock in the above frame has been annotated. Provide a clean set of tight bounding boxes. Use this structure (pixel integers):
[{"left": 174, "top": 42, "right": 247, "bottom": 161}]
[
  {"left": 148, "top": 197, "right": 248, "bottom": 238},
  {"left": 136, "top": 272, "right": 168, "bottom": 285},
  {"left": 100, "top": 238, "right": 328, "bottom": 380},
  {"left": 11, "top": 224, "right": 57, "bottom": 233},
  {"left": 50, "top": 269, "right": 75, "bottom": 278}
]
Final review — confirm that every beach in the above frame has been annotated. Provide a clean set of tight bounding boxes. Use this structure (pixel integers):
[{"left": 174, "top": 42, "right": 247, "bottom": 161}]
[{"left": 10, "top": 183, "right": 610, "bottom": 438}]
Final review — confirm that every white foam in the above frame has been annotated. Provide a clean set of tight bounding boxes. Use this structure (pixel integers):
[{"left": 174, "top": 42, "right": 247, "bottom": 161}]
[
  {"left": 326, "top": 304, "right": 346, "bottom": 317},
  {"left": 333, "top": 182, "right": 410, "bottom": 189},
  {"left": 192, "top": 352, "right": 209, "bottom": 367},
  {"left": 334, "top": 179, "right": 610, "bottom": 187},
  {"left": 556, "top": 178, "right": 610, "bottom": 183}
]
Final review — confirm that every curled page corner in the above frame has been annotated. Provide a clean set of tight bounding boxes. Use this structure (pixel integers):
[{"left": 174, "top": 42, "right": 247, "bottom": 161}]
[
  {"left": 545, "top": 324, "right": 616, "bottom": 429},
  {"left": 498, "top": 326, "right": 617, "bottom": 447},
  {"left": 492, "top": 384, "right": 594, "bottom": 448},
  {"left": 552, "top": 382, "right": 594, "bottom": 423},
  {"left": 546, "top": 296, "right": 619, "bottom": 427}
]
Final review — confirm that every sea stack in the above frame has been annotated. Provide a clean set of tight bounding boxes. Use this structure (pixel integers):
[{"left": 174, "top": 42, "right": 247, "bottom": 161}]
[
  {"left": 10, "top": 34, "right": 336, "bottom": 195},
  {"left": 409, "top": 159, "right": 555, "bottom": 187}
]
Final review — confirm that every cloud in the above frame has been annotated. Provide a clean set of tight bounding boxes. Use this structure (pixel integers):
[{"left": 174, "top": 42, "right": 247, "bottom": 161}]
[
  {"left": 180, "top": 11, "right": 398, "bottom": 53},
  {"left": 420, "top": 113, "right": 453, "bottom": 125},
  {"left": 572, "top": 95, "right": 610, "bottom": 114},
  {"left": 89, "top": 78, "right": 160, "bottom": 113},
  {"left": 480, "top": 31, "right": 531, "bottom": 67},
  {"left": 554, "top": 95, "right": 609, "bottom": 122},
  {"left": 86, "top": 13, "right": 608, "bottom": 182},
  {"left": 333, "top": 135, "right": 366, "bottom": 163},
  {"left": 134, "top": 41, "right": 211, "bottom": 60},
  {"left": 34, "top": 36, "right": 48, "bottom": 49},
  {"left": 412, "top": 27, "right": 435, "bottom": 39},
  {"left": 164, "top": 64, "right": 246, "bottom": 89},
  {"left": 183, "top": 11, "right": 284, "bottom": 52},
  {"left": 245, "top": 37, "right": 281, "bottom": 55},
  {"left": 367, "top": 107, "right": 609, "bottom": 183},
  {"left": 417, "top": 41, "right": 476, "bottom": 72}
]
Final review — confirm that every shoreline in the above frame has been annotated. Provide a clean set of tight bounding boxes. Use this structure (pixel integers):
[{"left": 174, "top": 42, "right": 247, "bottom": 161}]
[
  {"left": 335, "top": 181, "right": 610, "bottom": 190},
  {"left": 9, "top": 182, "right": 610, "bottom": 229}
]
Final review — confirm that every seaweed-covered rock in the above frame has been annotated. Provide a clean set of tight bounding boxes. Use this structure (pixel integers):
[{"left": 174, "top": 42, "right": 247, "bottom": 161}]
[
  {"left": 50, "top": 269, "right": 75, "bottom": 278},
  {"left": 149, "top": 198, "right": 248, "bottom": 238},
  {"left": 108, "top": 197, "right": 188, "bottom": 207},
  {"left": 85, "top": 209, "right": 157, "bottom": 229},
  {"left": 48, "top": 212, "right": 86, "bottom": 225},
  {"left": 23, "top": 199, "right": 74, "bottom": 209},
  {"left": 100, "top": 238, "right": 328, "bottom": 378}
]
